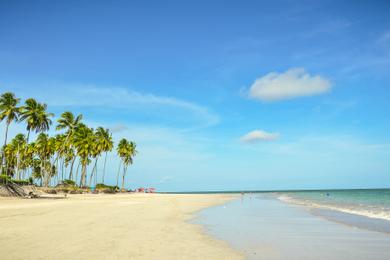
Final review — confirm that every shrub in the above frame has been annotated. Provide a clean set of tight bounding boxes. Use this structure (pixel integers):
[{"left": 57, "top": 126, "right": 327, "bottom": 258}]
[
  {"left": 61, "top": 179, "right": 76, "bottom": 186},
  {"left": 0, "top": 175, "right": 10, "bottom": 184},
  {"left": 95, "top": 183, "right": 118, "bottom": 193},
  {"left": 0, "top": 175, "right": 33, "bottom": 185},
  {"left": 12, "top": 179, "right": 33, "bottom": 185}
]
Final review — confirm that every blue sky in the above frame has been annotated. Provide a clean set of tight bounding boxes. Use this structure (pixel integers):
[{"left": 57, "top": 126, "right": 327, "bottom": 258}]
[{"left": 1, "top": 0, "right": 390, "bottom": 191}]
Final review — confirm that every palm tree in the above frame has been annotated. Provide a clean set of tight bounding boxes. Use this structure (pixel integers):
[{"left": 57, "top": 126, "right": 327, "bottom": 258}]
[
  {"left": 19, "top": 99, "right": 53, "bottom": 179},
  {"left": 0, "top": 92, "right": 139, "bottom": 189},
  {"left": 56, "top": 111, "right": 83, "bottom": 134},
  {"left": 56, "top": 111, "right": 82, "bottom": 180},
  {"left": 0, "top": 92, "right": 21, "bottom": 173},
  {"left": 54, "top": 134, "right": 66, "bottom": 182},
  {"left": 117, "top": 139, "right": 127, "bottom": 189},
  {"left": 10, "top": 134, "right": 27, "bottom": 179},
  {"left": 117, "top": 139, "right": 137, "bottom": 191},
  {"left": 35, "top": 133, "right": 51, "bottom": 186},
  {"left": 73, "top": 124, "right": 94, "bottom": 187},
  {"left": 88, "top": 131, "right": 103, "bottom": 187},
  {"left": 95, "top": 127, "right": 113, "bottom": 184},
  {"left": 20, "top": 98, "right": 53, "bottom": 142},
  {"left": 122, "top": 141, "right": 137, "bottom": 191},
  {"left": 0, "top": 92, "right": 21, "bottom": 146},
  {"left": 3, "top": 142, "right": 16, "bottom": 176}
]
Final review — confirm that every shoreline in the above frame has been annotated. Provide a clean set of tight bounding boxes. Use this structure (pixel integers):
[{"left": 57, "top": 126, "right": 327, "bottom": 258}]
[
  {"left": 197, "top": 194, "right": 390, "bottom": 260},
  {"left": 0, "top": 193, "right": 243, "bottom": 259}
]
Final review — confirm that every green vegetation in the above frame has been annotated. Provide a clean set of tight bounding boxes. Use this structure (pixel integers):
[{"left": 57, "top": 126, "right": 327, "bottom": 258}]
[
  {"left": 0, "top": 92, "right": 137, "bottom": 191},
  {"left": 95, "top": 183, "right": 119, "bottom": 193}
]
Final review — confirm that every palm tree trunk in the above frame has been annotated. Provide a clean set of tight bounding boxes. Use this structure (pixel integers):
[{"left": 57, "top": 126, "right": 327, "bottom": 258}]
[
  {"left": 26, "top": 129, "right": 31, "bottom": 144},
  {"left": 94, "top": 158, "right": 98, "bottom": 186},
  {"left": 121, "top": 165, "right": 127, "bottom": 191},
  {"left": 1, "top": 121, "right": 10, "bottom": 174},
  {"left": 15, "top": 145, "right": 20, "bottom": 180},
  {"left": 56, "top": 155, "right": 60, "bottom": 183},
  {"left": 80, "top": 162, "right": 87, "bottom": 187},
  {"left": 68, "top": 157, "right": 76, "bottom": 180},
  {"left": 3, "top": 121, "right": 10, "bottom": 148},
  {"left": 116, "top": 161, "right": 122, "bottom": 189},
  {"left": 89, "top": 158, "right": 98, "bottom": 187},
  {"left": 75, "top": 161, "right": 80, "bottom": 185},
  {"left": 61, "top": 158, "right": 65, "bottom": 182},
  {"left": 102, "top": 152, "right": 108, "bottom": 183},
  {"left": 42, "top": 160, "right": 48, "bottom": 187}
]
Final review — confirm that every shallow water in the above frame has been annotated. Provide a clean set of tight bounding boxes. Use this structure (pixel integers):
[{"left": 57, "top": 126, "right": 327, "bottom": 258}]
[{"left": 195, "top": 194, "right": 390, "bottom": 260}]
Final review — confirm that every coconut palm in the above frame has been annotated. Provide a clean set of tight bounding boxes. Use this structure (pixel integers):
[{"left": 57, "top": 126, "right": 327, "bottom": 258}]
[
  {"left": 117, "top": 139, "right": 137, "bottom": 191},
  {"left": 116, "top": 139, "right": 127, "bottom": 188},
  {"left": 54, "top": 134, "right": 67, "bottom": 181},
  {"left": 122, "top": 141, "right": 137, "bottom": 191},
  {"left": 0, "top": 92, "right": 21, "bottom": 146},
  {"left": 35, "top": 133, "right": 49, "bottom": 186},
  {"left": 19, "top": 98, "right": 54, "bottom": 142},
  {"left": 88, "top": 131, "right": 103, "bottom": 187},
  {"left": 0, "top": 91, "right": 138, "bottom": 190},
  {"left": 10, "top": 134, "right": 27, "bottom": 179},
  {"left": 56, "top": 111, "right": 82, "bottom": 180},
  {"left": 56, "top": 111, "right": 83, "bottom": 134},
  {"left": 35, "top": 133, "right": 56, "bottom": 187},
  {"left": 73, "top": 124, "right": 95, "bottom": 187},
  {"left": 0, "top": 92, "right": 21, "bottom": 173},
  {"left": 95, "top": 127, "right": 113, "bottom": 184}
]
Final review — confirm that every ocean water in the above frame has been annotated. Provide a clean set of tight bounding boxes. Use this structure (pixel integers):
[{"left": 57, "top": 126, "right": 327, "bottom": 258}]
[
  {"left": 278, "top": 189, "right": 390, "bottom": 221},
  {"left": 195, "top": 192, "right": 390, "bottom": 259}
]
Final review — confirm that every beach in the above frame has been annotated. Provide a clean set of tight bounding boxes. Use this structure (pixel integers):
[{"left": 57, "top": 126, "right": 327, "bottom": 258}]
[
  {"left": 2, "top": 192, "right": 390, "bottom": 260},
  {"left": 0, "top": 193, "right": 242, "bottom": 260}
]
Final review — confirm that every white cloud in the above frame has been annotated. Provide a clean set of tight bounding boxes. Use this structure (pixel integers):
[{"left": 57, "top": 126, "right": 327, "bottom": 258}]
[
  {"left": 240, "top": 130, "right": 279, "bottom": 143},
  {"left": 3, "top": 82, "right": 219, "bottom": 128},
  {"left": 248, "top": 68, "right": 331, "bottom": 102}
]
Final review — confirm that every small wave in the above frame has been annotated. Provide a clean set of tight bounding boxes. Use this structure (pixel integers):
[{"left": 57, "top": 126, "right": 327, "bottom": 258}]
[{"left": 277, "top": 194, "right": 390, "bottom": 222}]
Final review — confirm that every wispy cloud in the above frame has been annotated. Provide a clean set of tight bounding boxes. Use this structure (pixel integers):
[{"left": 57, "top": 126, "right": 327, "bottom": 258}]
[
  {"left": 240, "top": 130, "right": 279, "bottom": 144},
  {"left": 246, "top": 68, "right": 331, "bottom": 102},
  {"left": 3, "top": 82, "right": 220, "bottom": 129}
]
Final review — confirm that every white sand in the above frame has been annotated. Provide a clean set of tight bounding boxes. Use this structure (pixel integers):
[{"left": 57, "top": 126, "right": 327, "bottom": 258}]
[{"left": 0, "top": 193, "right": 243, "bottom": 259}]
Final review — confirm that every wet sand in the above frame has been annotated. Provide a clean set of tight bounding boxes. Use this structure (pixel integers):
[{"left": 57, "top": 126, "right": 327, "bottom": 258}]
[{"left": 196, "top": 194, "right": 390, "bottom": 260}]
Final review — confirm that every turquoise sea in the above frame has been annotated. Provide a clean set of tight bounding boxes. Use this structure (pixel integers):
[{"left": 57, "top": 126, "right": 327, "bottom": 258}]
[{"left": 277, "top": 188, "right": 390, "bottom": 221}]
